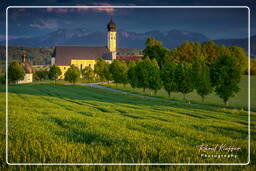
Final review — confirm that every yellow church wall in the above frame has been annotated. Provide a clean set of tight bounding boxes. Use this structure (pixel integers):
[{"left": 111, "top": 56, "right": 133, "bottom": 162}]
[
  {"left": 59, "top": 65, "right": 70, "bottom": 79},
  {"left": 108, "top": 31, "right": 116, "bottom": 52},
  {"left": 58, "top": 59, "right": 96, "bottom": 79}
]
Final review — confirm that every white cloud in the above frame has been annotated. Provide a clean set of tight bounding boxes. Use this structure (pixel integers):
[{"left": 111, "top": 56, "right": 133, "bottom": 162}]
[{"left": 29, "top": 19, "right": 58, "bottom": 29}]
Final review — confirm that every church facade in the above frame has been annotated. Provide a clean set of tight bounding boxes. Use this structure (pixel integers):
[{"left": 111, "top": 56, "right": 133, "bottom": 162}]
[
  {"left": 18, "top": 54, "right": 33, "bottom": 84},
  {"left": 51, "top": 19, "right": 117, "bottom": 79}
]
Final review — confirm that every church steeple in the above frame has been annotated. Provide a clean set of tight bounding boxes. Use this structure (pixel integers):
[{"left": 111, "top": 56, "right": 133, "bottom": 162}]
[{"left": 107, "top": 18, "right": 116, "bottom": 59}]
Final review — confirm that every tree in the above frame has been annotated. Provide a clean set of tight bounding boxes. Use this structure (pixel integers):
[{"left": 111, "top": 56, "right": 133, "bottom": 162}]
[
  {"left": 82, "top": 66, "right": 95, "bottom": 81},
  {"left": 161, "top": 61, "right": 177, "bottom": 97},
  {"left": 176, "top": 41, "right": 194, "bottom": 63},
  {"left": 8, "top": 61, "right": 25, "bottom": 84},
  {"left": 135, "top": 57, "right": 152, "bottom": 92},
  {"left": 143, "top": 37, "right": 170, "bottom": 68},
  {"left": 192, "top": 61, "right": 212, "bottom": 102},
  {"left": 175, "top": 62, "right": 194, "bottom": 100},
  {"left": 148, "top": 58, "right": 162, "bottom": 95},
  {"left": 229, "top": 46, "right": 248, "bottom": 74},
  {"left": 94, "top": 58, "right": 111, "bottom": 82},
  {"left": 202, "top": 40, "right": 217, "bottom": 66},
  {"left": 64, "top": 64, "right": 80, "bottom": 85},
  {"left": 0, "top": 74, "right": 5, "bottom": 84},
  {"left": 211, "top": 55, "right": 241, "bottom": 105},
  {"left": 210, "top": 55, "right": 241, "bottom": 105},
  {"left": 249, "top": 58, "right": 256, "bottom": 75},
  {"left": 48, "top": 64, "right": 61, "bottom": 84},
  {"left": 145, "top": 37, "right": 163, "bottom": 47},
  {"left": 34, "top": 70, "right": 49, "bottom": 81},
  {"left": 127, "top": 61, "right": 138, "bottom": 88},
  {"left": 110, "top": 60, "right": 128, "bottom": 87}
]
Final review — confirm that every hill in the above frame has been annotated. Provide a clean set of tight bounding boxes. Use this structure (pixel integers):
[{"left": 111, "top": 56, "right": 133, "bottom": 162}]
[
  {"left": 214, "top": 35, "right": 256, "bottom": 58},
  {"left": 1, "top": 28, "right": 209, "bottom": 49}
]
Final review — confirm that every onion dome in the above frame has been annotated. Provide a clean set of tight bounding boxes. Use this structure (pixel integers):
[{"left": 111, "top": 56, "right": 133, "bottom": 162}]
[
  {"left": 107, "top": 18, "right": 116, "bottom": 31},
  {"left": 21, "top": 54, "right": 33, "bottom": 74}
]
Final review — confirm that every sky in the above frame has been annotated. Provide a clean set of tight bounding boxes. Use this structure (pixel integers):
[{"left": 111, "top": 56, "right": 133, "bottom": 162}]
[{"left": 0, "top": 0, "right": 255, "bottom": 41}]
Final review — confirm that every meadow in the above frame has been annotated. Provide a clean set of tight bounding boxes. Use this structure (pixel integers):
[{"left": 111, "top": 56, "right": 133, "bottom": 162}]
[
  {"left": 102, "top": 75, "right": 255, "bottom": 111},
  {"left": 0, "top": 83, "right": 255, "bottom": 170}
]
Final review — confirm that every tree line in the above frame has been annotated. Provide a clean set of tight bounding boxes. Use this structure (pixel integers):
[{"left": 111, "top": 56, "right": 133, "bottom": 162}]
[
  {"left": 3, "top": 37, "right": 248, "bottom": 105},
  {"left": 91, "top": 38, "right": 247, "bottom": 105}
]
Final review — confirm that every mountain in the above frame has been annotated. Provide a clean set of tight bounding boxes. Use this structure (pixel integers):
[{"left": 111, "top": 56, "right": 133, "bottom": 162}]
[
  {"left": 2, "top": 28, "right": 255, "bottom": 57},
  {"left": 2, "top": 28, "right": 209, "bottom": 49}
]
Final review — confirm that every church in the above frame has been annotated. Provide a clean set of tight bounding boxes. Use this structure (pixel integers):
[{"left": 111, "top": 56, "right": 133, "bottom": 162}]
[{"left": 51, "top": 19, "right": 118, "bottom": 79}]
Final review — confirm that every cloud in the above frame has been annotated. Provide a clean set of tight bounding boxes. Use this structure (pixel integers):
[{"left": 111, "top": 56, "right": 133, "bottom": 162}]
[
  {"left": 29, "top": 19, "right": 58, "bottom": 29},
  {"left": 46, "top": 8, "right": 69, "bottom": 14},
  {"left": 76, "top": 3, "right": 116, "bottom": 16}
]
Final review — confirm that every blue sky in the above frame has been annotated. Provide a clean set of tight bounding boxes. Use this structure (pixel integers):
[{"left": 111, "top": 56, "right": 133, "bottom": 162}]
[{"left": 0, "top": 0, "right": 255, "bottom": 40}]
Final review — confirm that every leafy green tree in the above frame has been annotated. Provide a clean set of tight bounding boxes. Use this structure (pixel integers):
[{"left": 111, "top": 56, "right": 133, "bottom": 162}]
[
  {"left": 229, "top": 46, "right": 248, "bottom": 73},
  {"left": 34, "top": 70, "right": 49, "bottom": 81},
  {"left": 249, "top": 58, "right": 256, "bottom": 75},
  {"left": 110, "top": 60, "right": 128, "bottom": 87},
  {"left": 210, "top": 55, "right": 241, "bottom": 105},
  {"left": 143, "top": 37, "right": 170, "bottom": 68},
  {"left": 145, "top": 37, "right": 163, "bottom": 47},
  {"left": 8, "top": 61, "right": 25, "bottom": 84},
  {"left": 148, "top": 58, "right": 162, "bottom": 95},
  {"left": 94, "top": 58, "right": 111, "bottom": 82},
  {"left": 176, "top": 41, "right": 194, "bottom": 63},
  {"left": 192, "top": 61, "right": 212, "bottom": 102},
  {"left": 127, "top": 61, "right": 138, "bottom": 88},
  {"left": 136, "top": 57, "right": 152, "bottom": 92},
  {"left": 191, "top": 42, "right": 206, "bottom": 62},
  {"left": 202, "top": 40, "right": 217, "bottom": 66},
  {"left": 82, "top": 66, "right": 95, "bottom": 81},
  {"left": 175, "top": 62, "right": 194, "bottom": 100},
  {"left": 64, "top": 64, "right": 80, "bottom": 85},
  {"left": 48, "top": 64, "right": 61, "bottom": 84},
  {"left": 161, "top": 61, "right": 177, "bottom": 97},
  {"left": 0, "top": 74, "right": 5, "bottom": 84}
]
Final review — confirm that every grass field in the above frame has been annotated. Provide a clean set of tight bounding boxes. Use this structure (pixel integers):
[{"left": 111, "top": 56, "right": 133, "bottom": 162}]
[
  {"left": 102, "top": 75, "right": 255, "bottom": 111},
  {"left": 0, "top": 84, "right": 255, "bottom": 170}
]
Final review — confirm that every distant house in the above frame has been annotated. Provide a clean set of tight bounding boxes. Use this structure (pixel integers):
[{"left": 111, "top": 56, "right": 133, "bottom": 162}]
[{"left": 51, "top": 19, "right": 142, "bottom": 79}]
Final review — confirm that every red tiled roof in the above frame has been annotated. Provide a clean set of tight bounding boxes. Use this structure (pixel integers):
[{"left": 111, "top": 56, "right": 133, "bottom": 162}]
[{"left": 117, "top": 55, "right": 142, "bottom": 62}]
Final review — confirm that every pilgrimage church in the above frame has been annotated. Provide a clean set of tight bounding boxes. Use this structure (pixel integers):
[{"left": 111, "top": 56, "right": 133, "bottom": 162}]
[{"left": 51, "top": 19, "right": 127, "bottom": 79}]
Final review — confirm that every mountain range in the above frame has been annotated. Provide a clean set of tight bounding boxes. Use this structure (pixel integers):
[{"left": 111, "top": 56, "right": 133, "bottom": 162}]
[{"left": 2, "top": 28, "right": 255, "bottom": 57}]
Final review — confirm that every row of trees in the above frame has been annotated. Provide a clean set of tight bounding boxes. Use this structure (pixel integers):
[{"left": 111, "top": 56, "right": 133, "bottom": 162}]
[
  {"left": 91, "top": 38, "right": 246, "bottom": 105},
  {"left": 4, "top": 37, "right": 247, "bottom": 105}
]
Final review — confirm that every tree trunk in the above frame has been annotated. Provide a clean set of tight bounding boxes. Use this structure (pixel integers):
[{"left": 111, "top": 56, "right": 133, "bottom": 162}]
[
  {"left": 183, "top": 93, "right": 186, "bottom": 101},
  {"left": 224, "top": 100, "right": 228, "bottom": 106},
  {"left": 154, "top": 90, "right": 157, "bottom": 95},
  {"left": 168, "top": 92, "right": 170, "bottom": 98},
  {"left": 116, "top": 83, "right": 117, "bottom": 88},
  {"left": 201, "top": 96, "right": 205, "bottom": 102},
  {"left": 143, "top": 87, "right": 145, "bottom": 92}
]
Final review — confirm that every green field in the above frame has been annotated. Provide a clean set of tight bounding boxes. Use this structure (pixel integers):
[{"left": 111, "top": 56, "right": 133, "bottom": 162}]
[
  {"left": 0, "top": 83, "right": 255, "bottom": 170},
  {"left": 102, "top": 75, "right": 255, "bottom": 111}
]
